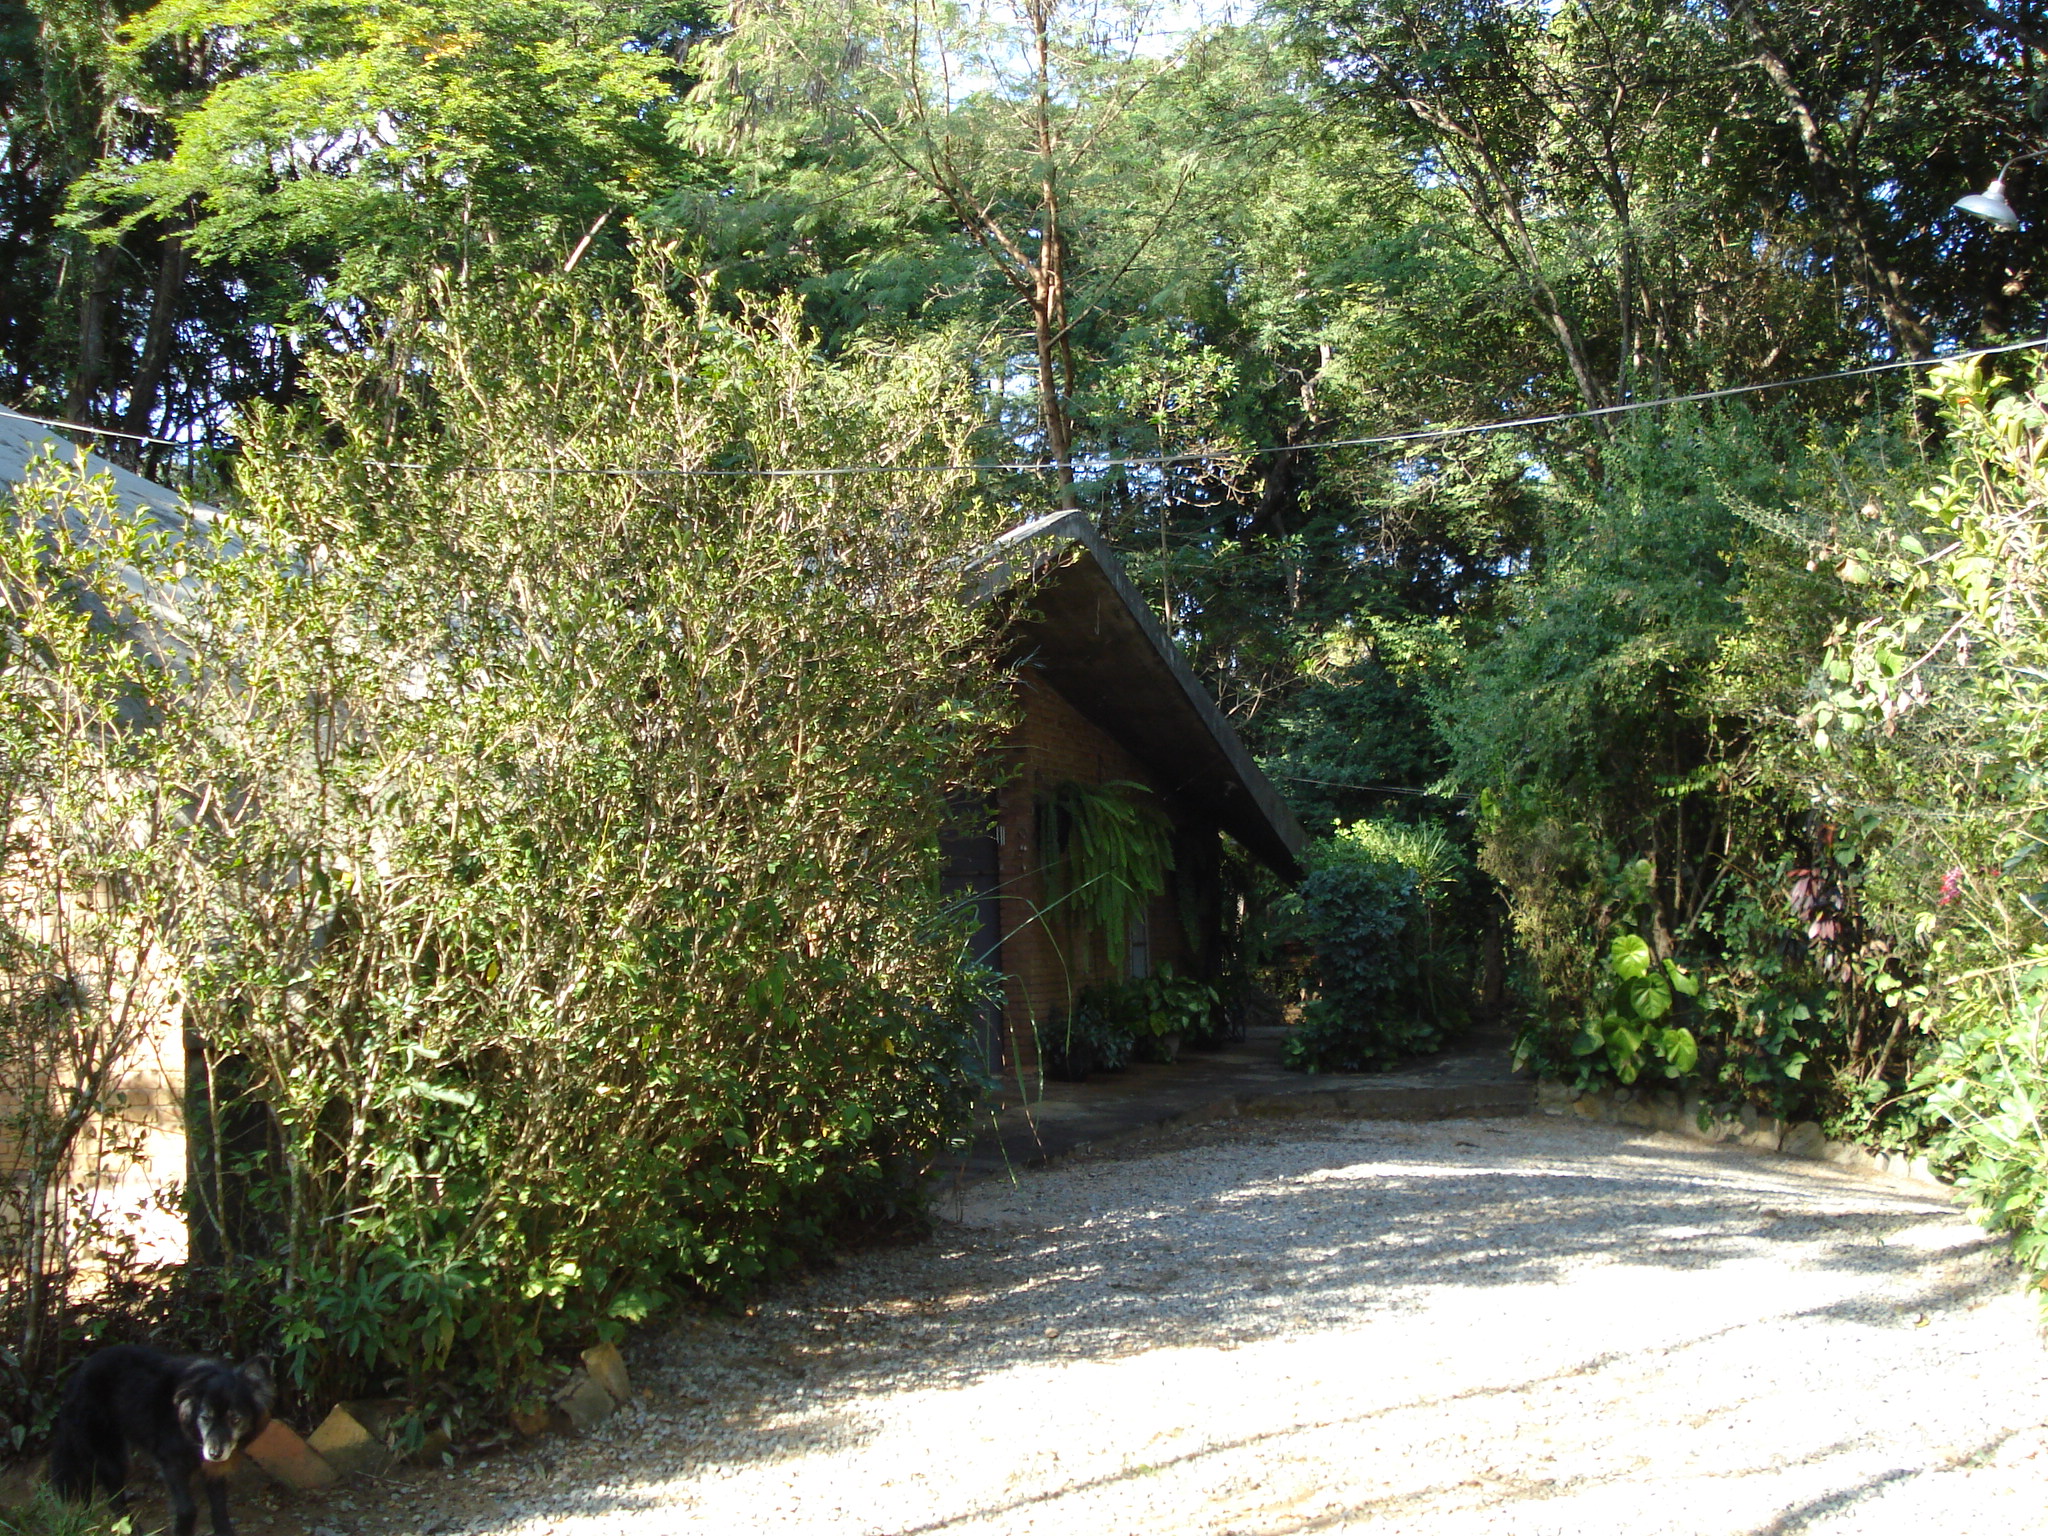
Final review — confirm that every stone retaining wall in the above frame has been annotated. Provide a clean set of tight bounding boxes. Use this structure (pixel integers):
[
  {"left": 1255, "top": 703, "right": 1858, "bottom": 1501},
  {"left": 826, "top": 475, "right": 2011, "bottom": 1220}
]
[{"left": 1537, "top": 1079, "right": 1947, "bottom": 1191}]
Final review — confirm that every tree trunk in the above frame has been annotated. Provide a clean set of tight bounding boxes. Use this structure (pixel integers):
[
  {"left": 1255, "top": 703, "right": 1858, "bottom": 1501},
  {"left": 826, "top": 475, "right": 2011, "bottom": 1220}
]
[
  {"left": 1480, "top": 904, "right": 1505, "bottom": 1020},
  {"left": 1246, "top": 437, "right": 1307, "bottom": 539},
  {"left": 1728, "top": 0, "right": 1934, "bottom": 359},
  {"left": 64, "top": 243, "right": 118, "bottom": 425},
  {"left": 1405, "top": 94, "right": 1609, "bottom": 413},
  {"left": 1029, "top": 0, "right": 1077, "bottom": 508},
  {"left": 120, "top": 225, "right": 192, "bottom": 459}
]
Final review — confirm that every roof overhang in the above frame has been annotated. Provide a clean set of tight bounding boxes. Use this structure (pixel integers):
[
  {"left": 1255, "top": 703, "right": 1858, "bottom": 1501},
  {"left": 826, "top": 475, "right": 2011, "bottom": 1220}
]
[
  {"left": 973, "top": 509, "right": 1307, "bottom": 882},
  {"left": 0, "top": 415, "right": 241, "bottom": 659},
  {"left": 0, "top": 415, "right": 225, "bottom": 535}
]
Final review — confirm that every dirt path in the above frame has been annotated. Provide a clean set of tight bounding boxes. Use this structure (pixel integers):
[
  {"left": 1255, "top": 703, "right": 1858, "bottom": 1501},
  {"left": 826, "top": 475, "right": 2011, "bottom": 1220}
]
[{"left": 225, "top": 1115, "right": 2048, "bottom": 1535}]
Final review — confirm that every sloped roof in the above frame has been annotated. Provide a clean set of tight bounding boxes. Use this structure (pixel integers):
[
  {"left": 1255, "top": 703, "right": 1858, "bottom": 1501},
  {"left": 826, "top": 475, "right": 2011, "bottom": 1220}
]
[
  {"left": 976, "top": 509, "right": 1307, "bottom": 881},
  {"left": 0, "top": 414, "right": 238, "bottom": 658},
  {"left": 0, "top": 414, "right": 225, "bottom": 538},
  {"left": 0, "top": 419, "right": 1307, "bottom": 879}
]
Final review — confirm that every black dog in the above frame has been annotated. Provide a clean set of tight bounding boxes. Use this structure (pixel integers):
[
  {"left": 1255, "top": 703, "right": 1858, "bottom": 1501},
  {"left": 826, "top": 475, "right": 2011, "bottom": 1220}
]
[{"left": 48, "top": 1344, "right": 275, "bottom": 1536}]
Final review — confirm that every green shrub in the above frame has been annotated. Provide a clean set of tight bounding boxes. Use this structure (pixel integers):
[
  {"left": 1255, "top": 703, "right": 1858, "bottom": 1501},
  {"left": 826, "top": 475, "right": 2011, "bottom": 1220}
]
[
  {"left": 0, "top": 267, "right": 1014, "bottom": 1420},
  {"left": 1565, "top": 928, "right": 1701, "bottom": 1085},
  {"left": 1434, "top": 407, "right": 1924, "bottom": 1132},
  {"left": 1283, "top": 818, "right": 1468, "bottom": 1073},
  {"left": 1039, "top": 994, "right": 1135, "bottom": 1081},
  {"left": 1130, "top": 967, "right": 1221, "bottom": 1057},
  {"left": 1460, "top": 356, "right": 2048, "bottom": 1295},
  {"left": 1917, "top": 978, "right": 2048, "bottom": 1278},
  {"left": 1433, "top": 411, "right": 1759, "bottom": 1023},
  {"left": 1283, "top": 856, "right": 1417, "bottom": 1072},
  {"left": 1792, "top": 359, "right": 2048, "bottom": 1288}
]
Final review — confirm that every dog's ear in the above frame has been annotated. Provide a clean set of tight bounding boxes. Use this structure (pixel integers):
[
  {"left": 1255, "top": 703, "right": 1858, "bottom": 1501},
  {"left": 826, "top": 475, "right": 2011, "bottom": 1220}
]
[{"left": 240, "top": 1355, "right": 277, "bottom": 1413}]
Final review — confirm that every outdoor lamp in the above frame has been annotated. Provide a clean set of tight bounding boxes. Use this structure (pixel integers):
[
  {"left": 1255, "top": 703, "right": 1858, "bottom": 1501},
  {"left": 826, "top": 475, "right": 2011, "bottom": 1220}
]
[{"left": 1956, "top": 150, "right": 2048, "bottom": 229}]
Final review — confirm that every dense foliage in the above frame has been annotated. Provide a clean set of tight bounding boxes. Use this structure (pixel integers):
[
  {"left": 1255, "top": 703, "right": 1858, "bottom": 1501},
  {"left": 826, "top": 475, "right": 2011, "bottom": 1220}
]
[
  {"left": 14, "top": 0, "right": 2048, "bottom": 1425},
  {"left": 1433, "top": 357, "right": 2048, "bottom": 1297},
  {"left": 1284, "top": 818, "right": 1470, "bottom": 1072},
  {"left": 0, "top": 271, "right": 1011, "bottom": 1427},
  {"left": 3, "top": 0, "right": 716, "bottom": 469},
  {"left": 1791, "top": 361, "right": 2048, "bottom": 1281}
]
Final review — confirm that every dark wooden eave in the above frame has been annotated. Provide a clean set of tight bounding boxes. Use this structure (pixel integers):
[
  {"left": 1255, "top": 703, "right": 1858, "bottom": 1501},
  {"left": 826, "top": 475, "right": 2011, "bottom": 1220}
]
[{"left": 973, "top": 510, "right": 1307, "bottom": 882}]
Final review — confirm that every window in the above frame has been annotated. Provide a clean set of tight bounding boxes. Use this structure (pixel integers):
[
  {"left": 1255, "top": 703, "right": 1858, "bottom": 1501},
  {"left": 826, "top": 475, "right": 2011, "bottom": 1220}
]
[{"left": 1125, "top": 912, "right": 1151, "bottom": 980}]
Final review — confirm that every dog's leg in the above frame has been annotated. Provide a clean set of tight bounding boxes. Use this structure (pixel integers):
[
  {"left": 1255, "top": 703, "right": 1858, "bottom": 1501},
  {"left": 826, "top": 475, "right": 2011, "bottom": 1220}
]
[
  {"left": 158, "top": 1463, "right": 201, "bottom": 1536},
  {"left": 93, "top": 1442, "right": 129, "bottom": 1513},
  {"left": 203, "top": 1468, "right": 236, "bottom": 1535}
]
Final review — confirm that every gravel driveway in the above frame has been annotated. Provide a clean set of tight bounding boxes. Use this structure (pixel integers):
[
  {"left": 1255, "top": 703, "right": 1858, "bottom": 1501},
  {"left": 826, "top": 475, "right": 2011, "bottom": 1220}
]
[{"left": 327, "top": 1115, "right": 2048, "bottom": 1536}]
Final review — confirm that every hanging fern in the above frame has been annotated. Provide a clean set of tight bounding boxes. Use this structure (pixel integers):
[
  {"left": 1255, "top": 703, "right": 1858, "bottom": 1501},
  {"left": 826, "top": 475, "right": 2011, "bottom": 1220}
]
[{"left": 1036, "top": 779, "right": 1175, "bottom": 965}]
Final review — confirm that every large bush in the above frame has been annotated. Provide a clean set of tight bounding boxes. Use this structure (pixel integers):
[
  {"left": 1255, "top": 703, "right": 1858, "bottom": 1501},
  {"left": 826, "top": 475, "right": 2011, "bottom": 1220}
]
[
  {"left": 1, "top": 270, "right": 1014, "bottom": 1424},
  {"left": 1790, "top": 359, "right": 2048, "bottom": 1287},
  {"left": 1436, "top": 413, "right": 1761, "bottom": 1022},
  {"left": 1283, "top": 818, "right": 1469, "bottom": 1073},
  {"left": 1436, "top": 408, "right": 1909, "bottom": 1126},
  {"left": 1437, "top": 357, "right": 2048, "bottom": 1295}
]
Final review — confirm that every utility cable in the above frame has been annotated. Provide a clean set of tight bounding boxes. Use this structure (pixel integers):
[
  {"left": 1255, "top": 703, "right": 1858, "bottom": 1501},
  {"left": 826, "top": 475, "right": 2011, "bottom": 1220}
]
[
  {"left": 7, "top": 333, "right": 2046, "bottom": 480},
  {"left": 1271, "top": 771, "right": 1470, "bottom": 800}
]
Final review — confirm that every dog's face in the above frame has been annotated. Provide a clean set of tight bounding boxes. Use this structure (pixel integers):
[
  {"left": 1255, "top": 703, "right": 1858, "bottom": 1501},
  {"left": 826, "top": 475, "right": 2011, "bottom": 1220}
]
[{"left": 177, "top": 1356, "right": 276, "bottom": 1464}]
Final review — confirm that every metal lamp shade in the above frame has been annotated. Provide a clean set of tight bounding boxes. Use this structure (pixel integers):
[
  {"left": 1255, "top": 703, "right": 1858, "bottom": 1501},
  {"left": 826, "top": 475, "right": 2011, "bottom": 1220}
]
[{"left": 1956, "top": 178, "right": 2022, "bottom": 229}]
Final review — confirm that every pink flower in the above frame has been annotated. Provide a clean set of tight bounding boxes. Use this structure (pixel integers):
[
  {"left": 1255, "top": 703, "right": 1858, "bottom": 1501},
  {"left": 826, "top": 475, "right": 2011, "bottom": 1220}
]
[{"left": 1939, "top": 867, "right": 1964, "bottom": 906}]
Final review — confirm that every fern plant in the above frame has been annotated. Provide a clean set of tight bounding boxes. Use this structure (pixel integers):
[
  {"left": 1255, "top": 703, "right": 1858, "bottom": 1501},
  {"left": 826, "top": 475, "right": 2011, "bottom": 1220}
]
[{"left": 1035, "top": 779, "right": 1175, "bottom": 967}]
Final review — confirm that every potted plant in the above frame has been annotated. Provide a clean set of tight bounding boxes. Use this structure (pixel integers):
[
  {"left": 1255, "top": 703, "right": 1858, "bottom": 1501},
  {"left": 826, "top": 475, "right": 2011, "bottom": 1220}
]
[{"left": 1129, "top": 967, "right": 1220, "bottom": 1062}]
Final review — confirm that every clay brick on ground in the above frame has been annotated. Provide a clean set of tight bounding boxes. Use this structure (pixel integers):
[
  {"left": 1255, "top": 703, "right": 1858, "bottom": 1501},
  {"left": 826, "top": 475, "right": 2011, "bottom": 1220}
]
[
  {"left": 549, "top": 1373, "right": 616, "bottom": 1435},
  {"left": 242, "top": 1420, "right": 338, "bottom": 1490},
  {"left": 307, "top": 1403, "right": 395, "bottom": 1476}
]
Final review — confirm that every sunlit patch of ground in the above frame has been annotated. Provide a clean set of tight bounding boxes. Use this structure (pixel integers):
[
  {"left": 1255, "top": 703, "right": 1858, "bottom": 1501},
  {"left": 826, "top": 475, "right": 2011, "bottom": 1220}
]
[{"left": 232, "top": 1116, "right": 2048, "bottom": 1536}]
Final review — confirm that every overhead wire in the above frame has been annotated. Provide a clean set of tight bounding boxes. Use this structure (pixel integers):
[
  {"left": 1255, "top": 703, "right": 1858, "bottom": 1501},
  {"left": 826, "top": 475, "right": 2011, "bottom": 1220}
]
[
  {"left": 6, "top": 332, "right": 2047, "bottom": 480},
  {"left": 1271, "top": 771, "right": 1468, "bottom": 800}
]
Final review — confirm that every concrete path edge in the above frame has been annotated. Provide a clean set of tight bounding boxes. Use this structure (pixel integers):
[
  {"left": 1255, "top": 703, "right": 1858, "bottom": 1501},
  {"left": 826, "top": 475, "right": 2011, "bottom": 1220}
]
[{"left": 1540, "top": 1079, "right": 1948, "bottom": 1190}]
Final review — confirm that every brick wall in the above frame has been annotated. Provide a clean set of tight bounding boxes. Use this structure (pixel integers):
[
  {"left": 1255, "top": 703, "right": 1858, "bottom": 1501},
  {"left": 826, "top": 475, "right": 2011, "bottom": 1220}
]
[
  {"left": 0, "top": 910, "right": 190, "bottom": 1298},
  {"left": 991, "top": 672, "right": 1198, "bottom": 1081},
  {"left": 73, "top": 1010, "right": 188, "bottom": 1271}
]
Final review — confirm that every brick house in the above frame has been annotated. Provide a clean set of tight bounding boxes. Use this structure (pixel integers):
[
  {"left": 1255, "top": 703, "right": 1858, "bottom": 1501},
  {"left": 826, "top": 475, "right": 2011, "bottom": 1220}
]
[
  {"left": 951, "top": 510, "right": 1306, "bottom": 1079},
  {"left": 0, "top": 423, "right": 1305, "bottom": 1271}
]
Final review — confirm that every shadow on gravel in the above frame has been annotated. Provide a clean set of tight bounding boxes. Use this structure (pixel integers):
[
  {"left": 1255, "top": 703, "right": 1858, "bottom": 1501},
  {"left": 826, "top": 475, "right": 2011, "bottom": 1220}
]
[
  {"left": 1741, "top": 1451, "right": 1985, "bottom": 1536},
  {"left": 410, "top": 1120, "right": 1996, "bottom": 1535},
  {"left": 1238, "top": 1432, "right": 1922, "bottom": 1536}
]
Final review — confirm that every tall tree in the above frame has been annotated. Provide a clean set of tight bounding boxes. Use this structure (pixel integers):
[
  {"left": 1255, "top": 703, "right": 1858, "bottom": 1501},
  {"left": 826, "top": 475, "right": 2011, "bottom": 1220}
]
[
  {"left": 684, "top": 0, "right": 1215, "bottom": 500},
  {"left": 1289, "top": 0, "right": 2048, "bottom": 391},
  {"left": 77, "top": 0, "right": 708, "bottom": 327},
  {"left": 1, "top": 0, "right": 713, "bottom": 458}
]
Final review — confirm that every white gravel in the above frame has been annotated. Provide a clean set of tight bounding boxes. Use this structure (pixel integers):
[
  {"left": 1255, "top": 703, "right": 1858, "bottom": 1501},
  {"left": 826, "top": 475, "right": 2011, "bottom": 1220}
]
[{"left": 342, "top": 1115, "right": 2048, "bottom": 1535}]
